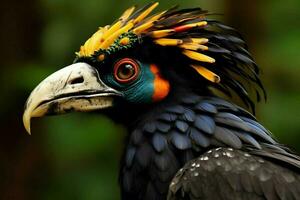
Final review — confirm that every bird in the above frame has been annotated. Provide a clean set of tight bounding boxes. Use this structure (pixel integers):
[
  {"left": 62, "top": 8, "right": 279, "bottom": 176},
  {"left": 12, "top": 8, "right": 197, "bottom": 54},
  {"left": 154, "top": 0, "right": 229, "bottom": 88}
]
[{"left": 23, "top": 2, "right": 300, "bottom": 200}]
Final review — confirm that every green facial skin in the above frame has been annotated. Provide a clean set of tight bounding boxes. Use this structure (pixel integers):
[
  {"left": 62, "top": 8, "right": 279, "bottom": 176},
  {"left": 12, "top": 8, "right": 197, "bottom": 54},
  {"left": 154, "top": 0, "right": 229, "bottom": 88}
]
[{"left": 102, "top": 60, "right": 156, "bottom": 104}]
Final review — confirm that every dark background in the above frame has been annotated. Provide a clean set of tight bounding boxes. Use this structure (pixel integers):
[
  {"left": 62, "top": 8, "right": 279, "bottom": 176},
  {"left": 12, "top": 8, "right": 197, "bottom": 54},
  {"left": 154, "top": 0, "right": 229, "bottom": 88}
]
[{"left": 1, "top": 0, "right": 299, "bottom": 199}]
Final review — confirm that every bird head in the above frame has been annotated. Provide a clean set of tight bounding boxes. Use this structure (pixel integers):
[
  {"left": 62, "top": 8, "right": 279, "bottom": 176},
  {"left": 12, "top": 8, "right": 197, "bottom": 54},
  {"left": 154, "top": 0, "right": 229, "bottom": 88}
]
[{"left": 23, "top": 2, "right": 265, "bottom": 134}]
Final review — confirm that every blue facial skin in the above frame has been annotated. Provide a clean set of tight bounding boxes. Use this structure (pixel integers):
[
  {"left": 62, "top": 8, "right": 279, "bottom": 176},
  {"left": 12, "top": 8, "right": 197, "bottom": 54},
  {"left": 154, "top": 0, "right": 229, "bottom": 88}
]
[{"left": 101, "top": 60, "right": 156, "bottom": 104}]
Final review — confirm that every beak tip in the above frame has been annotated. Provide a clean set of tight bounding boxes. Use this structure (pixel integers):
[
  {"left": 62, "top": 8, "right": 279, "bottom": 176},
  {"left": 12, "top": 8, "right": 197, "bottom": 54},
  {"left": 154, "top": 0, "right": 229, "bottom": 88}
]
[
  {"left": 27, "top": 128, "right": 32, "bottom": 135},
  {"left": 23, "top": 112, "right": 32, "bottom": 135}
]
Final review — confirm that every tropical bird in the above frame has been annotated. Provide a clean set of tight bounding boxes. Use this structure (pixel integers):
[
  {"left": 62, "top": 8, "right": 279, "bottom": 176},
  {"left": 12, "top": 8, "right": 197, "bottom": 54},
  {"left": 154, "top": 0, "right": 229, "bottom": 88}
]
[{"left": 23, "top": 2, "right": 300, "bottom": 200}]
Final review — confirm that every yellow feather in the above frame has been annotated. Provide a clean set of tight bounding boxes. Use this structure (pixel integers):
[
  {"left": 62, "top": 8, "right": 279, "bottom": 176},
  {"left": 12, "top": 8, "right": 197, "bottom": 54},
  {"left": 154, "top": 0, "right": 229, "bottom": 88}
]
[
  {"left": 79, "top": 29, "right": 104, "bottom": 56},
  {"left": 100, "top": 21, "right": 134, "bottom": 49},
  {"left": 101, "top": 20, "right": 123, "bottom": 41},
  {"left": 133, "top": 2, "right": 159, "bottom": 24},
  {"left": 133, "top": 11, "right": 166, "bottom": 34},
  {"left": 182, "top": 50, "right": 215, "bottom": 63},
  {"left": 191, "top": 38, "right": 209, "bottom": 44},
  {"left": 191, "top": 65, "right": 220, "bottom": 83},
  {"left": 150, "top": 29, "right": 174, "bottom": 38},
  {"left": 148, "top": 10, "right": 166, "bottom": 22},
  {"left": 180, "top": 43, "right": 208, "bottom": 51},
  {"left": 197, "top": 44, "right": 209, "bottom": 51},
  {"left": 155, "top": 38, "right": 183, "bottom": 46},
  {"left": 119, "top": 6, "right": 136, "bottom": 21},
  {"left": 133, "top": 21, "right": 154, "bottom": 34}
]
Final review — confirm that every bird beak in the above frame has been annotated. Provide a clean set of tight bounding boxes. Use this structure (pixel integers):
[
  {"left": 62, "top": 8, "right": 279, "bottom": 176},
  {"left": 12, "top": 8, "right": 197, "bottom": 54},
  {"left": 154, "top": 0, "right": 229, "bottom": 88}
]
[{"left": 23, "top": 62, "right": 121, "bottom": 135}]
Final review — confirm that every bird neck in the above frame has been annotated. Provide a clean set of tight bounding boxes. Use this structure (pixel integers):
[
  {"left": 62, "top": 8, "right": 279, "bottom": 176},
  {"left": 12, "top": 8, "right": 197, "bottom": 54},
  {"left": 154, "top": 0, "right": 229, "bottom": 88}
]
[
  {"left": 109, "top": 85, "right": 211, "bottom": 128},
  {"left": 118, "top": 90, "right": 213, "bottom": 200}
]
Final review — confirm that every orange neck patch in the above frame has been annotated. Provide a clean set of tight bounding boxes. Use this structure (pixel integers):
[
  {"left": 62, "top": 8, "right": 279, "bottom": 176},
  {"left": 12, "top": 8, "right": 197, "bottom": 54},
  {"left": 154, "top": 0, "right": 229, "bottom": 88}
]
[{"left": 150, "top": 64, "right": 170, "bottom": 102}]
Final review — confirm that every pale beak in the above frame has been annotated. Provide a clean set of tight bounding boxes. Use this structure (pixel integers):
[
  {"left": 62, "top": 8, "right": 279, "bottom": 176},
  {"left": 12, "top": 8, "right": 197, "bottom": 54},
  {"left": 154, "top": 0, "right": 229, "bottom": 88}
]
[{"left": 23, "top": 62, "right": 121, "bottom": 134}]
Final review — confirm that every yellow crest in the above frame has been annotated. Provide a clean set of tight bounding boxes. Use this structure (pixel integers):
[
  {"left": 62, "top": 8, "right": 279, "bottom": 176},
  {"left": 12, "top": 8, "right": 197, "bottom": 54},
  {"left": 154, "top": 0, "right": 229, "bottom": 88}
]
[
  {"left": 77, "top": 2, "right": 160, "bottom": 57},
  {"left": 76, "top": 2, "right": 220, "bottom": 83}
]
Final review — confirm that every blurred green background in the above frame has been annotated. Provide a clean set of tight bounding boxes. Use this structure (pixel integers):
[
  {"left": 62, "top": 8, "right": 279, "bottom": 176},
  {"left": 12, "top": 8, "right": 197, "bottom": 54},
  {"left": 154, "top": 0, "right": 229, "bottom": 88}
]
[{"left": 0, "top": 0, "right": 299, "bottom": 199}]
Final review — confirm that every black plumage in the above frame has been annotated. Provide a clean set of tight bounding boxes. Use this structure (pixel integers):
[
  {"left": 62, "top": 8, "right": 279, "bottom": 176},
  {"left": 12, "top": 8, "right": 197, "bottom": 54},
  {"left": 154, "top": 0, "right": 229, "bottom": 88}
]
[
  {"left": 119, "top": 94, "right": 300, "bottom": 200},
  {"left": 23, "top": 2, "right": 300, "bottom": 200},
  {"left": 168, "top": 148, "right": 300, "bottom": 200}
]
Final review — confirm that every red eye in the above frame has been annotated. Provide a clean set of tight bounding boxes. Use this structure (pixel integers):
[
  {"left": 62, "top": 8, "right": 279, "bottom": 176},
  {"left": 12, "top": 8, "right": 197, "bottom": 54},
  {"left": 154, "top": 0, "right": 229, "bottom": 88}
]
[{"left": 113, "top": 58, "right": 139, "bottom": 83}]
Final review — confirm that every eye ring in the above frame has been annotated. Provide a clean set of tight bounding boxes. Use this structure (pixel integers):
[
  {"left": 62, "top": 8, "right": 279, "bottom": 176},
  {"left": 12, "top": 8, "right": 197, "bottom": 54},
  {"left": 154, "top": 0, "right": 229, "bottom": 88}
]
[{"left": 113, "top": 58, "right": 140, "bottom": 83}]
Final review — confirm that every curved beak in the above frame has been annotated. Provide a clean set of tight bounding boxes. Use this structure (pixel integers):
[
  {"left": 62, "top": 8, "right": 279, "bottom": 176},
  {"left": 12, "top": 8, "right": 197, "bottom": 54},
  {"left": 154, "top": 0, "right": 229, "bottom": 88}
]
[{"left": 23, "top": 62, "right": 121, "bottom": 134}]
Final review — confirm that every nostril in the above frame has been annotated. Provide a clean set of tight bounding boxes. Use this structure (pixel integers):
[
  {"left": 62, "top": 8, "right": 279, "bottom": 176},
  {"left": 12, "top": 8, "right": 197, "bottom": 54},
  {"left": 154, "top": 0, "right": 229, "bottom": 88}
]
[{"left": 69, "top": 76, "right": 84, "bottom": 85}]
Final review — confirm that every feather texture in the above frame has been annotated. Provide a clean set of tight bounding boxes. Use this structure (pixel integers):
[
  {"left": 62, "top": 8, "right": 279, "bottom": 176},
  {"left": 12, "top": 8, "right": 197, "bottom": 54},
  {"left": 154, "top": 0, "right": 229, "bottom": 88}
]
[
  {"left": 75, "top": 3, "right": 266, "bottom": 111},
  {"left": 120, "top": 93, "right": 300, "bottom": 200}
]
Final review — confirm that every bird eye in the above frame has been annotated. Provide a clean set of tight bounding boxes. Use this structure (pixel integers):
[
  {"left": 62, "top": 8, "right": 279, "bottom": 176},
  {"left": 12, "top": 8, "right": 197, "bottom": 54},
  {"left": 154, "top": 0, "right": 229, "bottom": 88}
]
[{"left": 113, "top": 58, "right": 139, "bottom": 83}]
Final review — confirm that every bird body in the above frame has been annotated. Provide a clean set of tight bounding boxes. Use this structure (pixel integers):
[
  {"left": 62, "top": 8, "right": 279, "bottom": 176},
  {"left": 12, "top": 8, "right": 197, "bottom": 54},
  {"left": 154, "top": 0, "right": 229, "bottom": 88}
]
[
  {"left": 118, "top": 91, "right": 300, "bottom": 200},
  {"left": 23, "top": 2, "right": 300, "bottom": 200}
]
